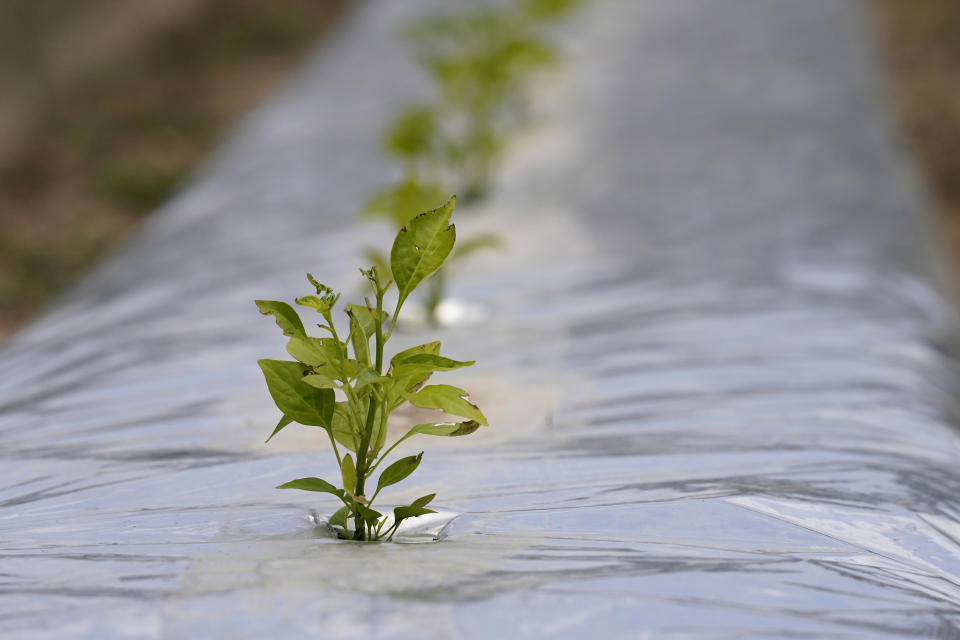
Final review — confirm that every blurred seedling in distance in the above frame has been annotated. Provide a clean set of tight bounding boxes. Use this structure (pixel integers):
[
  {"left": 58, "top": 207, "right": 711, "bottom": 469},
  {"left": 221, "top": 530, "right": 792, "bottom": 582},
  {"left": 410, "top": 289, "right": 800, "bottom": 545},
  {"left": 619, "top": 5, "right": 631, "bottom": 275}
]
[{"left": 360, "top": 0, "right": 585, "bottom": 325}]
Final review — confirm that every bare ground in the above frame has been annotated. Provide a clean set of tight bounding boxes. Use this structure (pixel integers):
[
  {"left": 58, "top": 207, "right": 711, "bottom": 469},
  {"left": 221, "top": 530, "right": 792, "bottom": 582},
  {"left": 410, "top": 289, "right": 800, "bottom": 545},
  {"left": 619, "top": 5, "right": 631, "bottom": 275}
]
[{"left": 0, "top": 0, "right": 352, "bottom": 340}]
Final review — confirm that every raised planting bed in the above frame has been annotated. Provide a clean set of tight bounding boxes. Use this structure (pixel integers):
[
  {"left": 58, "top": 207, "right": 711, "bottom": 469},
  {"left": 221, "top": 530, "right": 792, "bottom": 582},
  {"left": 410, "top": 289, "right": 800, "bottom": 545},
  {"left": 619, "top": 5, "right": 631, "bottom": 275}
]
[{"left": 1, "top": 0, "right": 958, "bottom": 637}]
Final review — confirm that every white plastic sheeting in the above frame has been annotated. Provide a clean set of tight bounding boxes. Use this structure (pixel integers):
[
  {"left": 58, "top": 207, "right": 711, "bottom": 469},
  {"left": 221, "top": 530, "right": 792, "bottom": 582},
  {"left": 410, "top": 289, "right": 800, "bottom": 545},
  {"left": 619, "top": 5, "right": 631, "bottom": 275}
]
[{"left": 2, "top": 0, "right": 960, "bottom": 637}]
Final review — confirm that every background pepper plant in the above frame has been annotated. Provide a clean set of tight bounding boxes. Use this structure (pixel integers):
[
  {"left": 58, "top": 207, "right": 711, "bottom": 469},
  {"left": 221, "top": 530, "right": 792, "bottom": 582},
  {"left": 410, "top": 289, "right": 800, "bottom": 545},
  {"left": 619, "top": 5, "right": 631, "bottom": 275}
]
[
  {"left": 256, "top": 197, "right": 487, "bottom": 541},
  {"left": 360, "top": 0, "right": 585, "bottom": 324}
]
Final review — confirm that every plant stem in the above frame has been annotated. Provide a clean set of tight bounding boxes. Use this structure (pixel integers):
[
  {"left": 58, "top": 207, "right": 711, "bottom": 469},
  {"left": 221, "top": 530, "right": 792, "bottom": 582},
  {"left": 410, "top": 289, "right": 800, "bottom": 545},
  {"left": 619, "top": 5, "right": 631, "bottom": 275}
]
[
  {"left": 374, "top": 288, "right": 384, "bottom": 374},
  {"left": 325, "top": 428, "right": 342, "bottom": 467},
  {"left": 327, "top": 317, "right": 366, "bottom": 440},
  {"left": 367, "top": 431, "right": 413, "bottom": 475},
  {"left": 353, "top": 402, "right": 376, "bottom": 540},
  {"left": 353, "top": 284, "right": 386, "bottom": 540},
  {"left": 385, "top": 521, "right": 402, "bottom": 542}
]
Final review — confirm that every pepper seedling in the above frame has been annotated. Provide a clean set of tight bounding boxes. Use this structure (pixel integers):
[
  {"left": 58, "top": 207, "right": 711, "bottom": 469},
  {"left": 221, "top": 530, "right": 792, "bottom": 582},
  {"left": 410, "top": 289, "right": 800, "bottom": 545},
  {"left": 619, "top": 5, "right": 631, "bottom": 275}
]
[{"left": 256, "top": 197, "right": 487, "bottom": 541}]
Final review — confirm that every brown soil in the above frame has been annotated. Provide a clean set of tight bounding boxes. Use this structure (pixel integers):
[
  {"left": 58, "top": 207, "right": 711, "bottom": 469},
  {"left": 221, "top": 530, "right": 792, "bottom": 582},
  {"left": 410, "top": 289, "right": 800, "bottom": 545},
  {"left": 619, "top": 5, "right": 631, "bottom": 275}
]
[
  {"left": 0, "top": 0, "right": 352, "bottom": 341},
  {"left": 871, "top": 1, "right": 960, "bottom": 298}
]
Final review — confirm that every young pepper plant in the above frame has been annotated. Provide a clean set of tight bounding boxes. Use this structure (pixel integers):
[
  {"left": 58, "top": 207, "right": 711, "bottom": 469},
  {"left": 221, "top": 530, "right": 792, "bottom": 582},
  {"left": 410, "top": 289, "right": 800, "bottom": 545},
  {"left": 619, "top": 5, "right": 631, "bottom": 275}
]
[{"left": 256, "top": 197, "right": 487, "bottom": 541}]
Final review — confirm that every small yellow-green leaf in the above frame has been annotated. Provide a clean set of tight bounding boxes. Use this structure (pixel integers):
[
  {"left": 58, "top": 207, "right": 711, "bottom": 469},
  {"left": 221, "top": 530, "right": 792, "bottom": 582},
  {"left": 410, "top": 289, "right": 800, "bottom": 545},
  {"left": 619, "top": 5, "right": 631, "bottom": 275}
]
[
  {"left": 265, "top": 414, "right": 293, "bottom": 443},
  {"left": 329, "top": 505, "right": 350, "bottom": 531},
  {"left": 346, "top": 308, "right": 371, "bottom": 367},
  {"left": 331, "top": 403, "right": 358, "bottom": 450},
  {"left": 390, "top": 341, "right": 441, "bottom": 368},
  {"left": 356, "top": 504, "right": 383, "bottom": 528},
  {"left": 336, "top": 359, "right": 363, "bottom": 381},
  {"left": 390, "top": 368, "right": 434, "bottom": 398},
  {"left": 390, "top": 351, "right": 474, "bottom": 399},
  {"left": 388, "top": 421, "right": 480, "bottom": 451},
  {"left": 303, "top": 367, "right": 338, "bottom": 390},
  {"left": 341, "top": 454, "right": 357, "bottom": 495},
  {"left": 276, "top": 477, "right": 344, "bottom": 500},
  {"left": 409, "top": 421, "right": 481, "bottom": 438},
  {"left": 411, "top": 493, "right": 436, "bottom": 508},
  {"left": 406, "top": 384, "right": 487, "bottom": 425},
  {"left": 286, "top": 336, "right": 339, "bottom": 367},
  {"left": 376, "top": 452, "right": 423, "bottom": 494},
  {"left": 391, "top": 197, "right": 457, "bottom": 311},
  {"left": 397, "top": 353, "right": 474, "bottom": 370},
  {"left": 255, "top": 300, "right": 304, "bottom": 337},
  {"left": 286, "top": 337, "right": 361, "bottom": 383},
  {"left": 355, "top": 370, "right": 392, "bottom": 401},
  {"left": 345, "top": 304, "right": 385, "bottom": 341},
  {"left": 386, "top": 348, "right": 443, "bottom": 397},
  {"left": 393, "top": 504, "right": 436, "bottom": 525},
  {"left": 296, "top": 290, "right": 340, "bottom": 315}
]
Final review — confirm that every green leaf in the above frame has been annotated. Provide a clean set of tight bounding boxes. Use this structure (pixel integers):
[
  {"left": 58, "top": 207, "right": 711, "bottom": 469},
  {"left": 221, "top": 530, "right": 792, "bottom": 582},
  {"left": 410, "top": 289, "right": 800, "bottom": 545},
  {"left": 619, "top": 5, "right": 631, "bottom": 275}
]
[
  {"left": 276, "top": 477, "right": 345, "bottom": 500},
  {"left": 390, "top": 341, "right": 441, "bottom": 368},
  {"left": 411, "top": 493, "right": 436, "bottom": 508},
  {"left": 396, "top": 353, "right": 475, "bottom": 370},
  {"left": 393, "top": 504, "right": 436, "bottom": 525},
  {"left": 255, "top": 300, "right": 305, "bottom": 337},
  {"left": 345, "top": 304, "right": 385, "bottom": 341},
  {"left": 341, "top": 454, "right": 357, "bottom": 496},
  {"left": 296, "top": 291, "right": 340, "bottom": 315},
  {"left": 355, "top": 370, "right": 392, "bottom": 402},
  {"left": 265, "top": 414, "right": 293, "bottom": 443},
  {"left": 345, "top": 307, "right": 371, "bottom": 367},
  {"left": 337, "top": 359, "right": 364, "bottom": 381},
  {"left": 356, "top": 504, "right": 383, "bottom": 528},
  {"left": 286, "top": 336, "right": 339, "bottom": 367},
  {"left": 258, "top": 360, "right": 335, "bottom": 427},
  {"left": 331, "top": 403, "right": 359, "bottom": 450},
  {"left": 286, "top": 337, "right": 361, "bottom": 384},
  {"left": 376, "top": 452, "right": 423, "bottom": 494},
  {"left": 329, "top": 505, "right": 350, "bottom": 531},
  {"left": 353, "top": 368, "right": 379, "bottom": 393},
  {"left": 391, "top": 369, "right": 433, "bottom": 399},
  {"left": 303, "top": 369, "right": 339, "bottom": 390},
  {"left": 390, "top": 366, "right": 433, "bottom": 396},
  {"left": 388, "top": 421, "right": 480, "bottom": 453},
  {"left": 407, "top": 420, "right": 481, "bottom": 438},
  {"left": 390, "top": 196, "right": 457, "bottom": 311},
  {"left": 406, "top": 384, "right": 487, "bottom": 425},
  {"left": 296, "top": 276, "right": 341, "bottom": 315},
  {"left": 390, "top": 352, "right": 475, "bottom": 398},
  {"left": 295, "top": 295, "right": 324, "bottom": 311}
]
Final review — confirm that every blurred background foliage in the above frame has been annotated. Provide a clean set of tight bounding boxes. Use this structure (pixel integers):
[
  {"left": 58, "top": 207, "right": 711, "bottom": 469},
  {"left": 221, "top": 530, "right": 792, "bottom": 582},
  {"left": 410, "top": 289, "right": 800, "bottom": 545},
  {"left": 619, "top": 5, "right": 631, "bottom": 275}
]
[
  {"left": 0, "top": 0, "right": 351, "bottom": 340},
  {"left": 1, "top": 0, "right": 960, "bottom": 341},
  {"left": 361, "top": 0, "right": 584, "bottom": 324}
]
